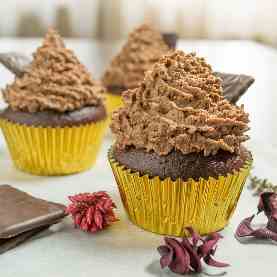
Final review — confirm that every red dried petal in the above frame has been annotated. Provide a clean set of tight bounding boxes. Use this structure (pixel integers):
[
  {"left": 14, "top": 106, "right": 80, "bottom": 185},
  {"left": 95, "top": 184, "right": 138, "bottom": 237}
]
[
  {"left": 96, "top": 203, "right": 106, "bottom": 213},
  {"left": 86, "top": 207, "right": 94, "bottom": 225},
  {"left": 158, "top": 227, "right": 228, "bottom": 275},
  {"left": 66, "top": 204, "right": 78, "bottom": 215},
  {"left": 95, "top": 191, "right": 108, "bottom": 198},
  {"left": 81, "top": 217, "right": 89, "bottom": 231},
  {"left": 67, "top": 191, "right": 118, "bottom": 234},
  {"left": 185, "top": 227, "right": 202, "bottom": 247},
  {"left": 269, "top": 194, "right": 277, "bottom": 221},
  {"left": 94, "top": 210, "right": 103, "bottom": 229},
  {"left": 235, "top": 214, "right": 277, "bottom": 241},
  {"left": 90, "top": 223, "right": 98, "bottom": 233},
  {"left": 204, "top": 255, "right": 229, "bottom": 268},
  {"left": 235, "top": 215, "right": 255, "bottom": 238},
  {"left": 165, "top": 238, "right": 191, "bottom": 274},
  {"left": 258, "top": 193, "right": 277, "bottom": 219},
  {"left": 105, "top": 213, "right": 117, "bottom": 224},
  {"left": 158, "top": 245, "right": 174, "bottom": 268},
  {"left": 182, "top": 238, "right": 202, "bottom": 273},
  {"left": 68, "top": 195, "right": 78, "bottom": 203},
  {"left": 251, "top": 228, "right": 277, "bottom": 241},
  {"left": 104, "top": 199, "right": 113, "bottom": 210},
  {"left": 198, "top": 237, "right": 220, "bottom": 258},
  {"left": 74, "top": 213, "right": 82, "bottom": 227},
  {"left": 236, "top": 194, "right": 277, "bottom": 243}
]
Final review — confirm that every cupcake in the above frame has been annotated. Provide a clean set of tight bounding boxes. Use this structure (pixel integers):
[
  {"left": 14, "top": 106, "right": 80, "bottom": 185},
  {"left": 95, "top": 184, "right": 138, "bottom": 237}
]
[
  {"left": 102, "top": 24, "right": 170, "bottom": 115},
  {"left": 0, "top": 29, "right": 107, "bottom": 176},
  {"left": 109, "top": 50, "right": 252, "bottom": 236}
]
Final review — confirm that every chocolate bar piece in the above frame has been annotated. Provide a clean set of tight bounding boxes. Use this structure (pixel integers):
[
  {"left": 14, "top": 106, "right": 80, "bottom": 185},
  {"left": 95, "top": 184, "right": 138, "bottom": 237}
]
[
  {"left": 214, "top": 72, "right": 255, "bottom": 104},
  {"left": 161, "top": 33, "right": 178, "bottom": 49},
  {"left": 0, "top": 185, "right": 67, "bottom": 239},
  {"left": 0, "top": 52, "right": 31, "bottom": 77},
  {"left": 0, "top": 225, "right": 50, "bottom": 255}
]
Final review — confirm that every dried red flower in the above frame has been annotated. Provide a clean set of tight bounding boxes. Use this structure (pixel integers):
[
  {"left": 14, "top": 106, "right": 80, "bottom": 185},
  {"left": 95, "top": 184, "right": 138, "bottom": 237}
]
[
  {"left": 157, "top": 227, "right": 229, "bottom": 275},
  {"left": 66, "top": 191, "right": 118, "bottom": 233},
  {"left": 236, "top": 192, "right": 277, "bottom": 242}
]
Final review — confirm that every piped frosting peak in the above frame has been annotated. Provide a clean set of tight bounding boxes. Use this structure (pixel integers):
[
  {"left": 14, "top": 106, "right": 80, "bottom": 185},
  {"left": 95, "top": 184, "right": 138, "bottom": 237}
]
[
  {"left": 102, "top": 24, "right": 169, "bottom": 90},
  {"left": 111, "top": 50, "right": 250, "bottom": 156},
  {"left": 3, "top": 28, "right": 104, "bottom": 113}
]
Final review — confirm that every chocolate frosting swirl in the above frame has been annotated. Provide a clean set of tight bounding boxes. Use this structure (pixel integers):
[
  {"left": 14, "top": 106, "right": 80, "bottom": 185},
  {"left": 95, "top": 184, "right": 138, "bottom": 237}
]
[
  {"left": 3, "top": 29, "right": 104, "bottom": 113},
  {"left": 111, "top": 51, "right": 250, "bottom": 156},
  {"left": 102, "top": 24, "right": 169, "bottom": 90}
]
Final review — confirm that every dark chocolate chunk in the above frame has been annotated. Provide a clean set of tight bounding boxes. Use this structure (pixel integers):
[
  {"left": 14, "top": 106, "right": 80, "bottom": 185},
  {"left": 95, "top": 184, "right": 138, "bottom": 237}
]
[
  {"left": 0, "top": 52, "right": 31, "bottom": 77},
  {"left": 112, "top": 146, "right": 251, "bottom": 182},
  {"left": 161, "top": 33, "right": 178, "bottom": 49},
  {"left": 0, "top": 104, "right": 106, "bottom": 127},
  {"left": 215, "top": 72, "right": 255, "bottom": 104},
  {"left": 0, "top": 225, "right": 50, "bottom": 255},
  {"left": 0, "top": 185, "right": 67, "bottom": 238}
]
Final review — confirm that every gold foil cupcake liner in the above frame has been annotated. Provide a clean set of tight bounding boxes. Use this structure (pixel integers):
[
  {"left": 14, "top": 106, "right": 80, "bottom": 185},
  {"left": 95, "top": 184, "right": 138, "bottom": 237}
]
[
  {"left": 0, "top": 119, "right": 107, "bottom": 176},
  {"left": 106, "top": 93, "right": 123, "bottom": 116},
  {"left": 108, "top": 150, "right": 252, "bottom": 236}
]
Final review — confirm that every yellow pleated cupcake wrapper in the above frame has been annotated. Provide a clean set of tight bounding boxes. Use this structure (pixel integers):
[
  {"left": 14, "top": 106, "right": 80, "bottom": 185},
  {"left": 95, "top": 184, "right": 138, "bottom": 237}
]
[
  {"left": 106, "top": 93, "right": 123, "bottom": 117},
  {"left": 108, "top": 149, "right": 252, "bottom": 236},
  {"left": 0, "top": 118, "right": 107, "bottom": 176}
]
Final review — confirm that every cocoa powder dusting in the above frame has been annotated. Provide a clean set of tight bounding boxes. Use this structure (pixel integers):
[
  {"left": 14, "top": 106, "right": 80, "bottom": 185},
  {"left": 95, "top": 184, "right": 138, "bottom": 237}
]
[
  {"left": 102, "top": 24, "right": 170, "bottom": 90},
  {"left": 111, "top": 50, "right": 250, "bottom": 156},
  {"left": 3, "top": 29, "right": 104, "bottom": 113}
]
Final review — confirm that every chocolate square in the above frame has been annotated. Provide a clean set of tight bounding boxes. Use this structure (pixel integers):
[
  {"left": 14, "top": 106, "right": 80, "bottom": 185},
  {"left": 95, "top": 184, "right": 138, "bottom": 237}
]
[
  {"left": 161, "top": 33, "right": 178, "bottom": 49},
  {"left": 215, "top": 72, "right": 255, "bottom": 104},
  {"left": 0, "top": 185, "right": 66, "bottom": 239},
  {"left": 0, "top": 225, "right": 50, "bottom": 255}
]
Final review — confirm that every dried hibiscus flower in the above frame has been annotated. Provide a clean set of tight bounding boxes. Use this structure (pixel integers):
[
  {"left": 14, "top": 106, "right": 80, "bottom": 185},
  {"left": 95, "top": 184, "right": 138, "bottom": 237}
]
[
  {"left": 157, "top": 227, "right": 229, "bottom": 275},
  {"left": 66, "top": 191, "right": 118, "bottom": 233},
  {"left": 236, "top": 192, "right": 277, "bottom": 242}
]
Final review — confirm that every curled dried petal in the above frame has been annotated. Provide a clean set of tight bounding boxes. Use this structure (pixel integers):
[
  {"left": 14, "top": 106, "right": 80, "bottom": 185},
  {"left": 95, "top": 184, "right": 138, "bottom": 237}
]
[
  {"left": 158, "top": 245, "right": 173, "bottom": 268},
  {"left": 204, "top": 255, "right": 230, "bottom": 268},
  {"left": 185, "top": 226, "right": 202, "bottom": 247},
  {"left": 158, "top": 227, "right": 228, "bottom": 275},
  {"left": 182, "top": 238, "right": 202, "bottom": 273},
  {"left": 236, "top": 192, "right": 277, "bottom": 243},
  {"left": 165, "top": 238, "right": 191, "bottom": 274},
  {"left": 198, "top": 234, "right": 222, "bottom": 258},
  {"left": 235, "top": 215, "right": 255, "bottom": 238}
]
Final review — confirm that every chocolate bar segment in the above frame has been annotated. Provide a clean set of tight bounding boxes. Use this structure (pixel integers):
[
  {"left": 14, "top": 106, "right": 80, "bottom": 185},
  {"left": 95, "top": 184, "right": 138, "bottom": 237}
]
[
  {"left": 0, "top": 52, "right": 31, "bottom": 77},
  {"left": 162, "top": 33, "right": 178, "bottom": 49},
  {"left": 214, "top": 72, "right": 255, "bottom": 104},
  {"left": 0, "top": 225, "right": 50, "bottom": 255},
  {"left": 0, "top": 185, "right": 66, "bottom": 238}
]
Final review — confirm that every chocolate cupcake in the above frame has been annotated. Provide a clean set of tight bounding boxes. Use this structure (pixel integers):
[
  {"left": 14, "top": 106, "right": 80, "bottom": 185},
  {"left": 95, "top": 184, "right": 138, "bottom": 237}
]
[
  {"left": 0, "top": 29, "right": 107, "bottom": 175},
  {"left": 102, "top": 24, "right": 170, "bottom": 115},
  {"left": 109, "top": 50, "right": 252, "bottom": 236}
]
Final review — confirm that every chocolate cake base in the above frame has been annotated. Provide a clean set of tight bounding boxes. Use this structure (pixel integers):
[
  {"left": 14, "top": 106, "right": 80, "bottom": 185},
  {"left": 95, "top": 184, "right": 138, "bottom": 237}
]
[
  {"left": 0, "top": 104, "right": 107, "bottom": 127},
  {"left": 112, "top": 146, "right": 251, "bottom": 182}
]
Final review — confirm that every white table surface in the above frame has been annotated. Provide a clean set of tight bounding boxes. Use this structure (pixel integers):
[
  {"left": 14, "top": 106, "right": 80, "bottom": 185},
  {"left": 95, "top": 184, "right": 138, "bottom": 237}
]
[{"left": 0, "top": 39, "right": 276, "bottom": 277}]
